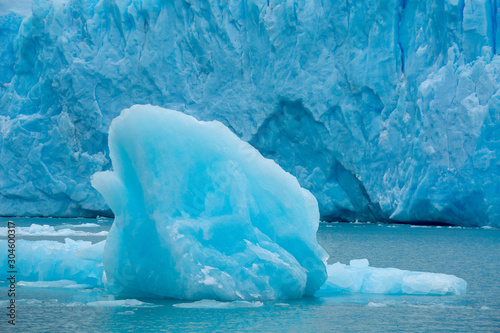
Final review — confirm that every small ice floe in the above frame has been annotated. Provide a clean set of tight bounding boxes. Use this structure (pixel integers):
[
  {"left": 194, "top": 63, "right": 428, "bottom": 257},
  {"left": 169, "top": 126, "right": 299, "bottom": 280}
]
[
  {"left": 86, "top": 299, "right": 150, "bottom": 307},
  {"left": 0, "top": 224, "right": 108, "bottom": 236},
  {"left": 173, "top": 299, "right": 264, "bottom": 309},
  {"left": 316, "top": 259, "right": 467, "bottom": 296},
  {"left": 117, "top": 311, "right": 135, "bottom": 315},
  {"left": 62, "top": 223, "right": 101, "bottom": 228},
  {"left": 68, "top": 299, "right": 155, "bottom": 307},
  {"left": 0, "top": 238, "right": 105, "bottom": 285},
  {"left": 18, "top": 280, "right": 89, "bottom": 289},
  {"left": 367, "top": 302, "right": 388, "bottom": 307},
  {"left": 406, "top": 303, "right": 472, "bottom": 310}
]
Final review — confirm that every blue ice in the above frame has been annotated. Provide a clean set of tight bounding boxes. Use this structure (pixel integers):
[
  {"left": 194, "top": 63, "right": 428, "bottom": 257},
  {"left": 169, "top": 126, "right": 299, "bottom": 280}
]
[
  {"left": 91, "top": 105, "right": 328, "bottom": 300},
  {"left": 316, "top": 259, "right": 466, "bottom": 296}
]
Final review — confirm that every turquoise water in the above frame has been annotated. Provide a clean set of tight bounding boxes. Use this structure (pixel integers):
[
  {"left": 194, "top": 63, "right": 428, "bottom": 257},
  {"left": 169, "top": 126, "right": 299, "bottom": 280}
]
[{"left": 1, "top": 218, "right": 499, "bottom": 332}]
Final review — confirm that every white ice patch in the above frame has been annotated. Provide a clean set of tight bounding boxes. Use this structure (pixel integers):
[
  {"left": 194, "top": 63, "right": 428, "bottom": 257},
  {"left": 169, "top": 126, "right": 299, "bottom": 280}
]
[
  {"left": 0, "top": 224, "right": 108, "bottom": 237},
  {"left": 62, "top": 223, "right": 101, "bottom": 228},
  {"left": 67, "top": 299, "right": 156, "bottom": 307},
  {"left": 316, "top": 259, "right": 467, "bottom": 296},
  {"left": 367, "top": 302, "right": 388, "bottom": 307},
  {"left": 18, "top": 280, "right": 89, "bottom": 289},
  {"left": 173, "top": 300, "right": 264, "bottom": 309},
  {"left": 86, "top": 299, "right": 150, "bottom": 307}
]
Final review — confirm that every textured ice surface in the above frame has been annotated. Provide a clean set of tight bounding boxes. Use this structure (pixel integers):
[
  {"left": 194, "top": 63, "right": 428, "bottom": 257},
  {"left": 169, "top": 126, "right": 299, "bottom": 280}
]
[
  {"left": 0, "top": 0, "right": 499, "bottom": 226},
  {"left": 0, "top": 223, "right": 108, "bottom": 236},
  {"left": 91, "top": 105, "right": 328, "bottom": 300},
  {"left": 65, "top": 299, "right": 157, "bottom": 307},
  {"left": 316, "top": 259, "right": 467, "bottom": 296},
  {"left": 173, "top": 300, "right": 264, "bottom": 309},
  {"left": 17, "top": 280, "right": 90, "bottom": 288},
  {"left": 0, "top": 238, "right": 104, "bottom": 285},
  {"left": 82, "top": 299, "right": 152, "bottom": 307}
]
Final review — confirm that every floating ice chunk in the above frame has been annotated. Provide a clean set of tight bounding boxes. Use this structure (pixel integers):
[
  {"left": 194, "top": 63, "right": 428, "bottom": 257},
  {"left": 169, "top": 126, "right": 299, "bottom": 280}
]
[
  {"left": 0, "top": 238, "right": 104, "bottom": 285},
  {"left": 350, "top": 259, "right": 369, "bottom": 267},
  {"left": 173, "top": 300, "right": 264, "bottom": 309},
  {"left": 18, "top": 280, "right": 89, "bottom": 289},
  {"left": 91, "top": 105, "right": 328, "bottom": 301},
  {"left": 316, "top": 259, "right": 467, "bottom": 296},
  {"left": 63, "top": 223, "right": 101, "bottom": 228},
  {"left": 367, "top": 302, "right": 387, "bottom": 307},
  {"left": 66, "top": 299, "right": 155, "bottom": 307},
  {"left": 0, "top": 224, "right": 108, "bottom": 236},
  {"left": 117, "top": 311, "right": 135, "bottom": 315},
  {"left": 86, "top": 299, "right": 151, "bottom": 307}
]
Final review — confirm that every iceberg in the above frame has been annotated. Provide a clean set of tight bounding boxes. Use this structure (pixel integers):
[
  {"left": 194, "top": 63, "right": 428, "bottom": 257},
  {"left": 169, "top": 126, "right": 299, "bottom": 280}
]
[
  {"left": 316, "top": 259, "right": 467, "bottom": 296},
  {"left": 90, "top": 105, "right": 328, "bottom": 300},
  {"left": 0, "top": 238, "right": 104, "bottom": 285},
  {"left": 0, "top": 0, "right": 498, "bottom": 226}
]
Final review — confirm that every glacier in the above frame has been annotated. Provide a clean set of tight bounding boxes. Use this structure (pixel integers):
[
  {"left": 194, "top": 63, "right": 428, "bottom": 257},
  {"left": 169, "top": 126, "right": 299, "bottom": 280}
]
[
  {"left": 90, "top": 105, "right": 328, "bottom": 300},
  {"left": 0, "top": 0, "right": 499, "bottom": 226}
]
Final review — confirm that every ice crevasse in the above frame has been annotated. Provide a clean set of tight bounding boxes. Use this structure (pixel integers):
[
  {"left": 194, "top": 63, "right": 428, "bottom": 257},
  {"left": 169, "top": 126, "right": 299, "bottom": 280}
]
[{"left": 0, "top": 0, "right": 498, "bottom": 226}]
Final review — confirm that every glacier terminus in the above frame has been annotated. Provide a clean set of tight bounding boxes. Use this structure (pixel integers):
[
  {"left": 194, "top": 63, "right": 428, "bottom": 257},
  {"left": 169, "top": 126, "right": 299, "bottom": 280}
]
[{"left": 0, "top": 0, "right": 498, "bottom": 226}]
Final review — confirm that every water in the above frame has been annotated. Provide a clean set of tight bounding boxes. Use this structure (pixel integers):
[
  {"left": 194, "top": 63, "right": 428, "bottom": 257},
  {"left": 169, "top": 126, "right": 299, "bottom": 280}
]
[{"left": 1, "top": 218, "right": 499, "bottom": 332}]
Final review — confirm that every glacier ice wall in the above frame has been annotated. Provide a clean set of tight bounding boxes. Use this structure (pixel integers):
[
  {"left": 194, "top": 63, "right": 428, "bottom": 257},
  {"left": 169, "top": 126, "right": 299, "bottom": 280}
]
[
  {"left": 91, "top": 105, "right": 327, "bottom": 300},
  {"left": 0, "top": 0, "right": 499, "bottom": 226}
]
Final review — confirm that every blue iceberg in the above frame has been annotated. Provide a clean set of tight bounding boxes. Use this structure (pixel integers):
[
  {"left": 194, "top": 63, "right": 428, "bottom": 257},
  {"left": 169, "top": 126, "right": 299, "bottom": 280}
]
[
  {"left": 316, "top": 259, "right": 467, "bottom": 296},
  {"left": 0, "top": 238, "right": 104, "bottom": 285},
  {"left": 91, "top": 105, "right": 328, "bottom": 300}
]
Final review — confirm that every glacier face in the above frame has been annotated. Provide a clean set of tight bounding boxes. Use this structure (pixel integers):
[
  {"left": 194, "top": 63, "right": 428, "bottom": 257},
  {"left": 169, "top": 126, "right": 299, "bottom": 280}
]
[
  {"left": 91, "top": 105, "right": 328, "bottom": 300},
  {"left": 0, "top": 0, "right": 499, "bottom": 226}
]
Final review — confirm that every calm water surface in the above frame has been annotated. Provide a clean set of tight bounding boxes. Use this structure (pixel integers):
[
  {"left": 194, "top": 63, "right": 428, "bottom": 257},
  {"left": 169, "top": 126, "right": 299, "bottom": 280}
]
[{"left": 0, "top": 218, "right": 498, "bottom": 332}]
